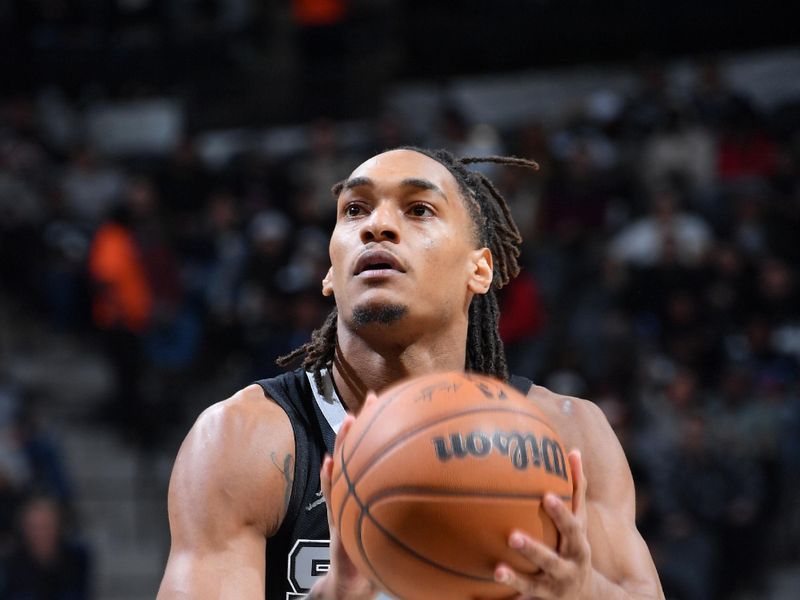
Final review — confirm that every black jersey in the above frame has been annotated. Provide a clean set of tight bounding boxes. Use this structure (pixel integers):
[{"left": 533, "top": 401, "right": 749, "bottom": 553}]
[{"left": 257, "top": 368, "right": 534, "bottom": 600}]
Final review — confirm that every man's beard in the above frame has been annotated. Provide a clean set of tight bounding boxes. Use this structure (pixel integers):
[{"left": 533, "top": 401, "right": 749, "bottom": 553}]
[{"left": 352, "top": 303, "right": 408, "bottom": 328}]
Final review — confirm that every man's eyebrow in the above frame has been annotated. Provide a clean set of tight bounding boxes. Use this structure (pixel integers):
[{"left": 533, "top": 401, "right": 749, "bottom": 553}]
[
  {"left": 332, "top": 176, "right": 372, "bottom": 197},
  {"left": 331, "top": 176, "right": 447, "bottom": 201},
  {"left": 399, "top": 178, "right": 447, "bottom": 201}
]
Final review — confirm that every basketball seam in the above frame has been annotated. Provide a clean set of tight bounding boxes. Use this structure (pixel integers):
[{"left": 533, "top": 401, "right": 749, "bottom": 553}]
[
  {"left": 335, "top": 435, "right": 352, "bottom": 537},
  {"left": 341, "top": 440, "right": 401, "bottom": 598},
  {"left": 356, "top": 509, "right": 410, "bottom": 600},
  {"left": 366, "top": 487, "right": 574, "bottom": 503}
]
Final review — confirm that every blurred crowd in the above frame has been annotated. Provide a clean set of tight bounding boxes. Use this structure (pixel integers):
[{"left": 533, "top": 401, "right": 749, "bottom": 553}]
[
  {"left": 1, "top": 57, "right": 800, "bottom": 599},
  {"left": 0, "top": 384, "right": 89, "bottom": 598}
]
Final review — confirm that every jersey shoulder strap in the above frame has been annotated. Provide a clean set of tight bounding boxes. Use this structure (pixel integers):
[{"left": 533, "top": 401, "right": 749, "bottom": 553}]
[
  {"left": 255, "top": 369, "right": 334, "bottom": 600},
  {"left": 509, "top": 373, "right": 534, "bottom": 396},
  {"left": 254, "top": 369, "right": 315, "bottom": 541}
]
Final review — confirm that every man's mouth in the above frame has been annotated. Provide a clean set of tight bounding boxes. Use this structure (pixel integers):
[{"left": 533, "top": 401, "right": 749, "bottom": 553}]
[{"left": 353, "top": 249, "right": 406, "bottom": 276}]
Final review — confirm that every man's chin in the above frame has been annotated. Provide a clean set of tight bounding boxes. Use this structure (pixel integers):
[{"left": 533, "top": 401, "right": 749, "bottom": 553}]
[{"left": 351, "top": 303, "right": 408, "bottom": 328}]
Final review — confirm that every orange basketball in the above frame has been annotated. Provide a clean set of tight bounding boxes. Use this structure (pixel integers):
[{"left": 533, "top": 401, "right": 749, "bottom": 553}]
[{"left": 330, "top": 371, "right": 573, "bottom": 600}]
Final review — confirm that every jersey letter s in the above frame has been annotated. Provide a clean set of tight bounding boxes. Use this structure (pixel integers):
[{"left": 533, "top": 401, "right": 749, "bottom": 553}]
[{"left": 286, "top": 539, "right": 330, "bottom": 599}]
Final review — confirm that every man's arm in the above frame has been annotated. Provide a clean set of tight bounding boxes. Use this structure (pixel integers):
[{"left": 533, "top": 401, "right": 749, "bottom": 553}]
[
  {"left": 496, "top": 394, "right": 664, "bottom": 600},
  {"left": 580, "top": 400, "right": 663, "bottom": 599},
  {"left": 157, "top": 384, "right": 294, "bottom": 600}
]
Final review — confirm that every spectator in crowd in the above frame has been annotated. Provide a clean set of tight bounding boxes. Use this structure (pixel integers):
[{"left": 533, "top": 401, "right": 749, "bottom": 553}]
[
  {"left": 0, "top": 495, "right": 90, "bottom": 600},
  {"left": 290, "top": 120, "right": 355, "bottom": 226},
  {"left": 0, "top": 114, "right": 49, "bottom": 307},
  {"left": 691, "top": 60, "right": 752, "bottom": 133},
  {"left": 0, "top": 442, "right": 26, "bottom": 554},
  {"left": 13, "top": 407, "right": 73, "bottom": 509},
  {"left": 498, "top": 270, "right": 547, "bottom": 377},
  {"left": 60, "top": 147, "right": 125, "bottom": 231},
  {"left": 652, "top": 414, "right": 764, "bottom": 600},
  {"left": 609, "top": 187, "right": 713, "bottom": 267},
  {"left": 540, "top": 141, "right": 610, "bottom": 249},
  {"left": 198, "top": 189, "right": 248, "bottom": 369},
  {"left": 621, "top": 64, "right": 674, "bottom": 140},
  {"left": 157, "top": 137, "right": 211, "bottom": 225},
  {"left": 87, "top": 205, "right": 152, "bottom": 434},
  {"left": 0, "top": 384, "right": 75, "bottom": 555},
  {"left": 639, "top": 105, "right": 715, "bottom": 197}
]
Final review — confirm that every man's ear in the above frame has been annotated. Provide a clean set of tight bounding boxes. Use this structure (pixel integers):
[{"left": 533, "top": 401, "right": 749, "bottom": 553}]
[
  {"left": 467, "top": 248, "right": 493, "bottom": 294},
  {"left": 322, "top": 267, "right": 334, "bottom": 297}
]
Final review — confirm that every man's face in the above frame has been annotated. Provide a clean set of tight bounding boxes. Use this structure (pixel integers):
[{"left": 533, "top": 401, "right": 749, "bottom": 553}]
[{"left": 325, "top": 149, "right": 492, "bottom": 336}]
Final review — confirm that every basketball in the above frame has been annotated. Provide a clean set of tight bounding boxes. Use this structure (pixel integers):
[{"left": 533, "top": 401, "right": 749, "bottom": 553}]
[{"left": 330, "top": 371, "right": 573, "bottom": 600}]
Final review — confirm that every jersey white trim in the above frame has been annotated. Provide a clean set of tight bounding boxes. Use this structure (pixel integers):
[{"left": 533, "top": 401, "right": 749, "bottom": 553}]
[{"left": 306, "top": 369, "right": 347, "bottom": 434}]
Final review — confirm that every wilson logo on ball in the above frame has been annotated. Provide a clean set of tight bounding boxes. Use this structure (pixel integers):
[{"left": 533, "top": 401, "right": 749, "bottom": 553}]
[{"left": 431, "top": 430, "right": 568, "bottom": 480}]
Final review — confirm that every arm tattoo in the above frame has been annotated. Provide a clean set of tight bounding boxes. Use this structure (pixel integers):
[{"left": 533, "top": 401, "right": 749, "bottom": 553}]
[{"left": 270, "top": 451, "right": 294, "bottom": 512}]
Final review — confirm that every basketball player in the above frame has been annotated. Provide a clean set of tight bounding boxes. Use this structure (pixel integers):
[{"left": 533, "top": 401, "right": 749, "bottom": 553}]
[{"left": 157, "top": 148, "right": 664, "bottom": 599}]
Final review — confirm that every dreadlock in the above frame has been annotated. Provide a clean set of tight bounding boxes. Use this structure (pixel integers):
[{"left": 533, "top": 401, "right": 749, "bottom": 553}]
[{"left": 276, "top": 147, "right": 539, "bottom": 388}]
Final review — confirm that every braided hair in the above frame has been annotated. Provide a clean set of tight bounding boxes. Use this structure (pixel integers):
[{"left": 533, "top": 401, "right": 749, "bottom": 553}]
[{"left": 276, "top": 147, "right": 538, "bottom": 387}]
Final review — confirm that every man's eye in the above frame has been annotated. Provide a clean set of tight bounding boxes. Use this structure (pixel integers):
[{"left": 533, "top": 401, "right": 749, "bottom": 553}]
[
  {"left": 409, "top": 204, "right": 433, "bottom": 217},
  {"left": 345, "top": 204, "right": 363, "bottom": 217}
]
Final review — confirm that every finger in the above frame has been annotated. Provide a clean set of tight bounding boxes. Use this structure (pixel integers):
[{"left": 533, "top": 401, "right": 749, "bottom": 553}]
[
  {"left": 494, "top": 564, "right": 549, "bottom": 598},
  {"left": 543, "top": 494, "right": 587, "bottom": 561},
  {"left": 567, "top": 450, "right": 588, "bottom": 522},
  {"left": 334, "top": 414, "right": 356, "bottom": 460},
  {"left": 320, "top": 455, "right": 335, "bottom": 523},
  {"left": 338, "top": 414, "right": 356, "bottom": 440},
  {"left": 321, "top": 455, "right": 333, "bottom": 497},
  {"left": 508, "top": 530, "right": 569, "bottom": 580}
]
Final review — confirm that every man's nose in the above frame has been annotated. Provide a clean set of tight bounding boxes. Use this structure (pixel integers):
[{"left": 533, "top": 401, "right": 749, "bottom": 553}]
[{"left": 360, "top": 203, "right": 399, "bottom": 243}]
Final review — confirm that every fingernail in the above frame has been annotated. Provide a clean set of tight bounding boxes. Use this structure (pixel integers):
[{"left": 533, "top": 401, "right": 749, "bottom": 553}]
[
  {"left": 545, "top": 494, "right": 559, "bottom": 508},
  {"left": 494, "top": 568, "right": 510, "bottom": 583},
  {"left": 509, "top": 533, "right": 523, "bottom": 548}
]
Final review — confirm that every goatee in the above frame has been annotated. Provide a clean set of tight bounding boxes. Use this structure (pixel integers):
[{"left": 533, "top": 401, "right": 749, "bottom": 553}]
[{"left": 352, "top": 304, "right": 408, "bottom": 328}]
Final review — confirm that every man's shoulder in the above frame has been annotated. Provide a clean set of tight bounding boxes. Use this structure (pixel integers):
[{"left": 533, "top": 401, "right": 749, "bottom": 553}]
[
  {"left": 170, "top": 384, "right": 296, "bottom": 537},
  {"left": 173, "top": 386, "right": 295, "bottom": 500},
  {"left": 526, "top": 383, "right": 604, "bottom": 422},
  {"left": 253, "top": 367, "right": 307, "bottom": 390},
  {"left": 525, "top": 384, "right": 610, "bottom": 450},
  {"left": 526, "top": 383, "right": 633, "bottom": 503},
  {"left": 193, "top": 384, "right": 294, "bottom": 447}
]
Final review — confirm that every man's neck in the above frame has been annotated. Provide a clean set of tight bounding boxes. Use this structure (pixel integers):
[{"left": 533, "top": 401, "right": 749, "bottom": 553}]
[{"left": 331, "top": 321, "right": 468, "bottom": 414}]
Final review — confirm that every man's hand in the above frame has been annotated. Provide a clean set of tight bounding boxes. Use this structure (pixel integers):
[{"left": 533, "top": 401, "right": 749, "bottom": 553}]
[
  {"left": 493, "top": 451, "right": 593, "bottom": 599},
  {"left": 310, "top": 397, "right": 379, "bottom": 600}
]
